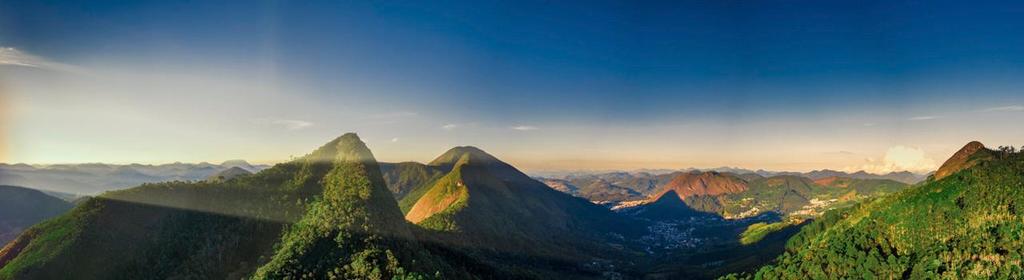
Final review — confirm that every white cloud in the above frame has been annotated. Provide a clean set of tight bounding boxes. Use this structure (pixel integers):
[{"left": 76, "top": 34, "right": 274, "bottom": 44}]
[
  {"left": 852, "top": 146, "right": 937, "bottom": 173},
  {"left": 391, "top": 137, "right": 399, "bottom": 143},
  {"left": 441, "top": 124, "right": 458, "bottom": 130},
  {"left": 863, "top": 123, "right": 875, "bottom": 127},
  {"left": 252, "top": 118, "right": 314, "bottom": 130},
  {"left": 0, "top": 47, "right": 37, "bottom": 67},
  {"left": 908, "top": 116, "right": 939, "bottom": 121},
  {"left": 981, "top": 105, "right": 1024, "bottom": 112},
  {"left": 0, "top": 47, "right": 79, "bottom": 72},
  {"left": 511, "top": 125, "right": 538, "bottom": 131}
]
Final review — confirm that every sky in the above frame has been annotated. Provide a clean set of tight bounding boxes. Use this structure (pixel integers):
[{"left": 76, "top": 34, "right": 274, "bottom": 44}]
[{"left": 1, "top": 0, "right": 1023, "bottom": 173}]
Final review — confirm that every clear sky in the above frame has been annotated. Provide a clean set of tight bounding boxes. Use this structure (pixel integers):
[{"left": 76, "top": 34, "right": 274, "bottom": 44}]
[{"left": 1, "top": 0, "right": 1023, "bottom": 173}]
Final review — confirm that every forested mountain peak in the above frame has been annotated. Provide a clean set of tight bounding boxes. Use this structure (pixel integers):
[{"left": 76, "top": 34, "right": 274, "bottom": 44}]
[{"left": 253, "top": 133, "right": 429, "bottom": 279}]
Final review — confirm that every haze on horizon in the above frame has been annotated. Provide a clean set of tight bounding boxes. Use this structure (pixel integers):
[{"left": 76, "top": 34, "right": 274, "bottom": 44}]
[{"left": 2, "top": 1, "right": 1023, "bottom": 174}]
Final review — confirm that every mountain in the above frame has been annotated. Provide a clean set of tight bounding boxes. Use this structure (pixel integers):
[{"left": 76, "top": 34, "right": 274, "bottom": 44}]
[
  {"left": 400, "top": 146, "right": 638, "bottom": 276},
  {"left": 619, "top": 172, "right": 909, "bottom": 220},
  {"left": 652, "top": 171, "right": 749, "bottom": 200},
  {"left": 620, "top": 171, "right": 750, "bottom": 215},
  {"left": 0, "top": 186, "right": 73, "bottom": 245},
  {"left": 407, "top": 146, "right": 629, "bottom": 229},
  {"left": 933, "top": 141, "right": 993, "bottom": 180},
  {"left": 732, "top": 142, "right": 1022, "bottom": 279},
  {"left": 205, "top": 166, "right": 252, "bottom": 181},
  {"left": 540, "top": 168, "right": 924, "bottom": 204},
  {"left": 253, "top": 134, "right": 445, "bottom": 279},
  {"left": 0, "top": 161, "right": 270, "bottom": 195},
  {"left": 0, "top": 134, "right": 470, "bottom": 279}
]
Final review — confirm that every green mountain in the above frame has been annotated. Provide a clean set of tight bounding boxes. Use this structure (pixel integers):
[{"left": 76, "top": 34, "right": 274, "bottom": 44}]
[
  {"left": 0, "top": 186, "right": 73, "bottom": 246},
  {"left": 400, "top": 147, "right": 639, "bottom": 277},
  {"left": 253, "top": 134, "right": 446, "bottom": 279},
  {"left": 0, "top": 134, "right": 469, "bottom": 280},
  {"left": 729, "top": 141, "right": 1024, "bottom": 279}
]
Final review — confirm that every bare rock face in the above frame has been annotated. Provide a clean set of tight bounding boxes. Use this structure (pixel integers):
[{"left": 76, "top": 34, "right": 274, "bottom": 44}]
[{"left": 934, "top": 141, "right": 992, "bottom": 180}]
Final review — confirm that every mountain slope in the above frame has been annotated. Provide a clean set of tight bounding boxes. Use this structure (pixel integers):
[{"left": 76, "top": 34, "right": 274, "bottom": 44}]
[
  {"left": 0, "top": 134, "right": 466, "bottom": 280},
  {"left": 402, "top": 147, "right": 638, "bottom": 276},
  {"left": 254, "top": 134, "right": 440, "bottom": 279},
  {"left": 733, "top": 142, "right": 1023, "bottom": 279},
  {"left": 0, "top": 186, "right": 73, "bottom": 245}
]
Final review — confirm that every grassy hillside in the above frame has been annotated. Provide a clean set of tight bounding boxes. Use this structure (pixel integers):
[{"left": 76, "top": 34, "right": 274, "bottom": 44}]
[{"left": 727, "top": 144, "right": 1024, "bottom": 279}]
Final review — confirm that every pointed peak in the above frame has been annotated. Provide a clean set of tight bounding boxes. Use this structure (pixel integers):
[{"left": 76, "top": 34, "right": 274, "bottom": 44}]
[{"left": 302, "top": 133, "right": 376, "bottom": 163}]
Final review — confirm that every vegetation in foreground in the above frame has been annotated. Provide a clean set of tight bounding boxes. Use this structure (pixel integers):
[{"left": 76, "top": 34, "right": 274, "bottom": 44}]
[{"left": 725, "top": 144, "right": 1024, "bottom": 279}]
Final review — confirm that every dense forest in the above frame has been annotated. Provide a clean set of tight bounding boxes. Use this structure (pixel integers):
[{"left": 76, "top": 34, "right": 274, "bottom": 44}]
[{"left": 725, "top": 145, "right": 1024, "bottom": 279}]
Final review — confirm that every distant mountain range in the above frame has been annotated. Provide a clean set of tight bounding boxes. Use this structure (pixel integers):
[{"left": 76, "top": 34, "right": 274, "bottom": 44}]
[
  {"left": 534, "top": 167, "right": 927, "bottom": 186},
  {"left": 0, "top": 161, "right": 269, "bottom": 195},
  {"left": 535, "top": 167, "right": 926, "bottom": 207}
]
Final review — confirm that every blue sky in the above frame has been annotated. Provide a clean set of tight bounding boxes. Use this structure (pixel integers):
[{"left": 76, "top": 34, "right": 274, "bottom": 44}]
[{"left": 2, "top": 0, "right": 1023, "bottom": 173}]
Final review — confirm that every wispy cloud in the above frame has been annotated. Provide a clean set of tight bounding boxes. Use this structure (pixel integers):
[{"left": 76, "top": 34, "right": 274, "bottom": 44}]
[
  {"left": 252, "top": 118, "right": 314, "bottom": 130},
  {"left": 391, "top": 137, "right": 399, "bottom": 143},
  {"left": 441, "top": 124, "right": 458, "bottom": 130},
  {"left": 981, "top": 105, "right": 1024, "bottom": 112},
  {"left": 0, "top": 47, "right": 79, "bottom": 72},
  {"left": 908, "top": 116, "right": 939, "bottom": 121},
  {"left": 511, "top": 125, "right": 538, "bottom": 131}
]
